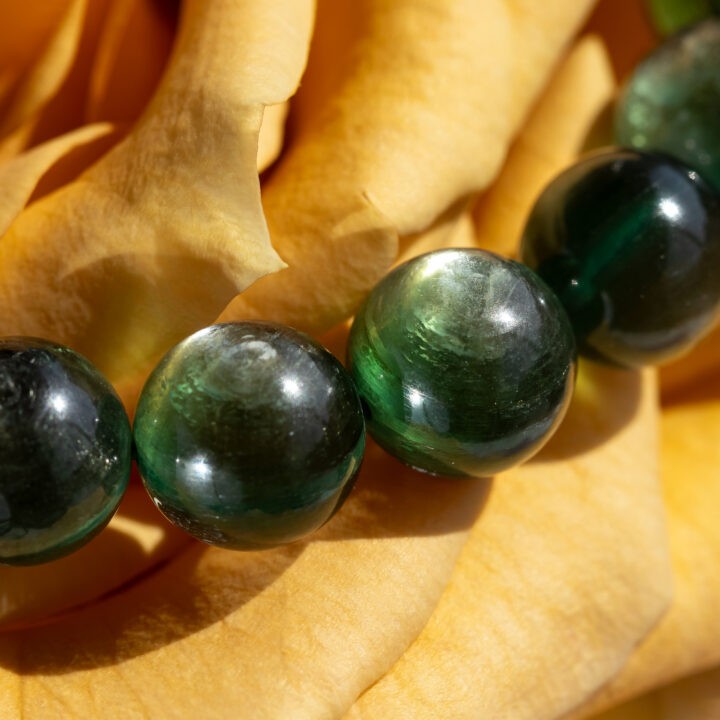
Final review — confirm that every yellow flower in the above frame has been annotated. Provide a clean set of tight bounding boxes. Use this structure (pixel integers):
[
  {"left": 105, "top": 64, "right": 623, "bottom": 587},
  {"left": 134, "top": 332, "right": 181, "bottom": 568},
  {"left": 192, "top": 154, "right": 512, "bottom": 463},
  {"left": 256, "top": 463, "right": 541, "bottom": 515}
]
[{"left": 1, "top": 1, "right": 720, "bottom": 718}]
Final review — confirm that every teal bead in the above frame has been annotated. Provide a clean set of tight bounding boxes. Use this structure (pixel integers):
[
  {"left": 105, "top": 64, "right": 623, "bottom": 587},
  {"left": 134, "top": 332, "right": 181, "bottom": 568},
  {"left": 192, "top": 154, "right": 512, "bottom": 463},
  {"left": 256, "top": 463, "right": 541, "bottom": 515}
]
[
  {"left": 521, "top": 149, "right": 720, "bottom": 367},
  {"left": 616, "top": 18, "right": 720, "bottom": 191},
  {"left": 133, "top": 323, "right": 365, "bottom": 550},
  {"left": 347, "top": 249, "right": 576, "bottom": 478},
  {"left": 646, "top": 0, "right": 716, "bottom": 35},
  {"left": 0, "top": 338, "right": 131, "bottom": 566}
]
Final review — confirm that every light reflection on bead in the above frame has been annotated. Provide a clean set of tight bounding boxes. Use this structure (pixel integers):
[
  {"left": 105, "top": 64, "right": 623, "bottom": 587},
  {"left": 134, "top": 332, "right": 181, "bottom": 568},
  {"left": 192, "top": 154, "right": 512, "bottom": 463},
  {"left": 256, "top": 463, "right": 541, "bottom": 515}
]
[
  {"left": 521, "top": 149, "right": 720, "bottom": 366},
  {"left": 348, "top": 249, "right": 576, "bottom": 478},
  {"left": 133, "top": 322, "right": 365, "bottom": 550},
  {"left": 0, "top": 338, "right": 132, "bottom": 566}
]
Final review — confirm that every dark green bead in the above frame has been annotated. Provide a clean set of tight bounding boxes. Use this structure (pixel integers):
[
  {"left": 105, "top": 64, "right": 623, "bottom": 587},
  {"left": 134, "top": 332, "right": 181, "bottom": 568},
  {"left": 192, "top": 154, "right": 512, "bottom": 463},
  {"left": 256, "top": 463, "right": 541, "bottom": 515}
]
[
  {"left": 616, "top": 18, "right": 720, "bottom": 191},
  {"left": 645, "top": 0, "right": 716, "bottom": 36},
  {"left": 347, "top": 249, "right": 576, "bottom": 478},
  {"left": 133, "top": 322, "right": 365, "bottom": 550},
  {"left": 521, "top": 149, "right": 720, "bottom": 367},
  {"left": 0, "top": 338, "right": 132, "bottom": 566}
]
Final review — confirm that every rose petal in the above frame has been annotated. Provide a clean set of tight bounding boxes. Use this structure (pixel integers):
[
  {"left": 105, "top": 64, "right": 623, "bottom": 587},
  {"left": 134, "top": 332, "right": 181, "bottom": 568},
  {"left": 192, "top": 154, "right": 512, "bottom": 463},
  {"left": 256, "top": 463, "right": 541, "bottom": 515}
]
[
  {"left": 473, "top": 35, "right": 615, "bottom": 259},
  {"left": 585, "top": 666, "right": 720, "bottom": 720},
  {"left": 257, "top": 102, "right": 289, "bottom": 173},
  {"left": 85, "top": 0, "right": 177, "bottom": 125},
  {"left": 0, "top": 0, "right": 75, "bottom": 73},
  {"left": 220, "top": 0, "right": 596, "bottom": 333},
  {"left": 660, "top": 328, "right": 720, "bottom": 404},
  {"left": 0, "top": 122, "right": 118, "bottom": 235},
  {"left": 346, "top": 366, "right": 670, "bottom": 720},
  {"left": 651, "top": 666, "right": 720, "bottom": 720},
  {"left": 0, "top": 0, "right": 89, "bottom": 160},
  {"left": 568, "top": 399, "right": 720, "bottom": 718},
  {"left": 395, "top": 208, "right": 478, "bottom": 267},
  {"left": 0, "top": 0, "right": 314, "bottom": 410},
  {"left": 0, "top": 438, "right": 488, "bottom": 718},
  {"left": 0, "top": 483, "right": 190, "bottom": 630}
]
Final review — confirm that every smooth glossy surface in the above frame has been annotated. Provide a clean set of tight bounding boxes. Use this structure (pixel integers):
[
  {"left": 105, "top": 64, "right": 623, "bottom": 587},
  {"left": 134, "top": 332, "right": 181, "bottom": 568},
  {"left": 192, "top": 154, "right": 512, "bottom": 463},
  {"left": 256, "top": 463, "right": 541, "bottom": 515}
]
[
  {"left": 134, "top": 323, "right": 365, "bottom": 550},
  {"left": 0, "top": 338, "right": 132, "bottom": 566},
  {"left": 521, "top": 149, "right": 720, "bottom": 367},
  {"left": 348, "top": 249, "right": 576, "bottom": 477},
  {"left": 616, "top": 18, "right": 720, "bottom": 191}
]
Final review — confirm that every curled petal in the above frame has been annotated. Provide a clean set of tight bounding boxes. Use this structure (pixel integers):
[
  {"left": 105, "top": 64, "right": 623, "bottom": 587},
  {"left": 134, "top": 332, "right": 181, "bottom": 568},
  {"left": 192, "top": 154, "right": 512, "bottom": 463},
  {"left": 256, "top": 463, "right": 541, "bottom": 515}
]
[
  {"left": 0, "top": 0, "right": 87, "bottom": 159},
  {"left": 0, "top": 0, "right": 315, "bottom": 407},
  {"left": 0, "top": 122, "right": 118, "bottom": 235},
  {"left": 222, "top": 0, "right": 596, "bottom": 333}
]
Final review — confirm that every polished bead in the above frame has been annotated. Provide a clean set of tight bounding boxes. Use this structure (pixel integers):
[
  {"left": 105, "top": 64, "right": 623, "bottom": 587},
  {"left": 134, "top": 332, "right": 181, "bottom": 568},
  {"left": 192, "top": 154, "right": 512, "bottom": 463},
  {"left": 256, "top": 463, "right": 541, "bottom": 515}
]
[
  {"left": 0, "top": 338, "right": 132, "bottom": 566},
  {"left": 646, "top": 0, "right": 717, "bottom": 35},
  {"left": 133, "top": 323, "right": 365, "bottom": 550},
  {"left": 616, "top": 18, "right": 720, "bottom": 191},
  {"left": 521, "top": 149, "right": 720, "bottom": 367},
  {"left": 347, "top": 249, "right": 576, "bottom": 478}
]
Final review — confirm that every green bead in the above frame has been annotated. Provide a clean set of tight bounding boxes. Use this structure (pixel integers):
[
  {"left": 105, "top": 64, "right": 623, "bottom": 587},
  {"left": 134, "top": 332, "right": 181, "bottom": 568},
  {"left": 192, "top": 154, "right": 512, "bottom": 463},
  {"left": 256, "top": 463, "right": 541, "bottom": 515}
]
[
  {"left": 616, "top": 18, "right": 720, "bottom": 191},
  {"left": 347, "top": 249, "right": 576, "bottom": 478},
  {"left": 0, "top": 338, "right": 132, "bottom": 566},
  {"left": 133, "top": 322, "right": 365, "bottom": 550},
  {"left": 646, "top": 0, "right": 715, "bottom": 35},
  {"left": 521, "top": 149, "right": 720, "bottom": 367}
]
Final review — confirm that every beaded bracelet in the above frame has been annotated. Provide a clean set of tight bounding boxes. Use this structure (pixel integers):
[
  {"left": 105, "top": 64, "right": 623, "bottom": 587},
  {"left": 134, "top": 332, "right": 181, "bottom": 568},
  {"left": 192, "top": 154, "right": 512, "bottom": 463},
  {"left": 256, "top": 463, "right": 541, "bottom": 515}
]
[{"left": 2, "top": 16, "right": 720, "bottom": 566}]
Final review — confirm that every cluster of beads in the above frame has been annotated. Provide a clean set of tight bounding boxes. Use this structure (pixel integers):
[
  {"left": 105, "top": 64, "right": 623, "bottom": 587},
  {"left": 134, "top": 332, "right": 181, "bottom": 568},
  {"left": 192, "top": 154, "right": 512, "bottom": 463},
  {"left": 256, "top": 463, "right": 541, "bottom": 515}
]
[{"left": 2, "top": 17, "right": 720, "bottom": 565}]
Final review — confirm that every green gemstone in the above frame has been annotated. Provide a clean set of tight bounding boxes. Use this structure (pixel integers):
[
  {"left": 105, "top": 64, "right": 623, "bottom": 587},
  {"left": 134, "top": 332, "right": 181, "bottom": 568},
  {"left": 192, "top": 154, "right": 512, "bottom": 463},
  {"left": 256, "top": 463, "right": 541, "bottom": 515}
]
[
  {"left": 521, "top": 149, "right": 720, "bottom": 367},
  {"left": 646, "top": 0, "right": 716, "bottom": 35},
  {"left": 0, "top": 338, "right": 132, "bottom": 566},
  {"left": 616, "top": 18, "right": 720, "bottom": 191},
  {"left": 133, "top": 322, "right": 365, "bottom": 550},
  {"left": 347, "top": 249, "right": 576, "bottom": 478}
]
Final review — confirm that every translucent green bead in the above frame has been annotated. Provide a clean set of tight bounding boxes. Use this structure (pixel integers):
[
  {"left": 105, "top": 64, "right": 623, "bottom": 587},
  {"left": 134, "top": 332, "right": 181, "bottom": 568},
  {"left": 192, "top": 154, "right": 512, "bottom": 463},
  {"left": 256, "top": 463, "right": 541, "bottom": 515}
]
[
  {"left": 133, "top": 323, "right": 365, "bottom": 550},
  {"left": 0, "top": 338, "right": 132, "bottom": 566},
  {"left": 521, "top": 149, "right": 720, "bottom": 367},
  {"left": 646, "top": 0, "right": 717, "bottom": 36},
  {"left": 348, "top": 249, "right": 576, "bottom": 478},
  {"left": 616, "top": 18, "right": 720, "bottom": 191}
]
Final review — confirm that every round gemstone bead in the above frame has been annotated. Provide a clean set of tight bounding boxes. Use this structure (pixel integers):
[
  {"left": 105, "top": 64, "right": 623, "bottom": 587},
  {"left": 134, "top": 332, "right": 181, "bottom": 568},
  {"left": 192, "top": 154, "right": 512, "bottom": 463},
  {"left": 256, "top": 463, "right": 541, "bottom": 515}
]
[
  {"left": 347, "top": 249, "right": 576, "bottom": 478},
  {"left": 0, "top": 338, "right": 132, "bottom": 566},
  {"left": 521, "top": 149, "right": 720, "bottom": 367},
  {"left": 615, "top": 18, "right": 720, "bottom": 191},
  {"left": 133, "top": 322, "right": 365, "bottom": 550}
]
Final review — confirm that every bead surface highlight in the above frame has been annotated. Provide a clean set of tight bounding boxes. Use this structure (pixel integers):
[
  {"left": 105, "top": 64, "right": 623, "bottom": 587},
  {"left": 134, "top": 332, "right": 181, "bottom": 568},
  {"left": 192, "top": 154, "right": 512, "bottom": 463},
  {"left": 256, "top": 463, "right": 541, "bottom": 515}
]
[
  {"left": 0, "top": 338, "right": 132, "bottom": 566},
  {"left": 616, "top": 18, "right": 720, "bottom": 191},
  {"left": 521, "top": 149, "right": 720, "bottom": 367},
  {"left": 133, "top": 323, "right": 365, "bottom": 550},
  {"left": 348, "top": 249, "right": 576, "bottom": 478}
]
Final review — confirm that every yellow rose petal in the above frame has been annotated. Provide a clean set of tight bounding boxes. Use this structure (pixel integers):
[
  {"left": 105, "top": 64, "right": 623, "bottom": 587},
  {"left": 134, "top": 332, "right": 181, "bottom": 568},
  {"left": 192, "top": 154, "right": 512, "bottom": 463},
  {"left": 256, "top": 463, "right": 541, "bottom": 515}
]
[
  {"left": 0, "top": 0, "right": 88, "bottom": 160},
  {"left": 569, "top": 399, "right": 720, "bottom": 718},
  {"left": 221, "top": 0, "right": 596, "bottom": 333},
  {"left": 653, "top": 666, "right": 720, "bottom": 720},
  {"left": 473, "top": 35, "right": 615, "bottom": 258},
  {"left": 0, "top": 0, "right": 314, "bottom": 410},
  {"left": 660, "top": 327, "right": 720, "bottom": 404},
  {"left": 0, "top": 0, "right": 74, "bottom": 72},
  {"left": 0, "top": 440, "right": 488, "bottom": 718},
  {"left": 347, "top": 366, "right": 670, "bottom": 720},
  {"left": 0, "top": 484, "right": 190, "bottom": 630},
  {"left": 588, "top": 696, "right": 662, "bottom": 720},
  {"left": 395, "top": 207, "right": 478, "bottom": 268},
  {"left": 257, "top": 102, "right": 289, "bottom": 173},
  {"left": 0, "top": 122, "right": 118, "bottom": 235},
  {"left": 586, "top": 666, "right": 720, "bottom": 720},
  {"left": 85, "top": 0, "right": 177, "bottom": 125}
]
